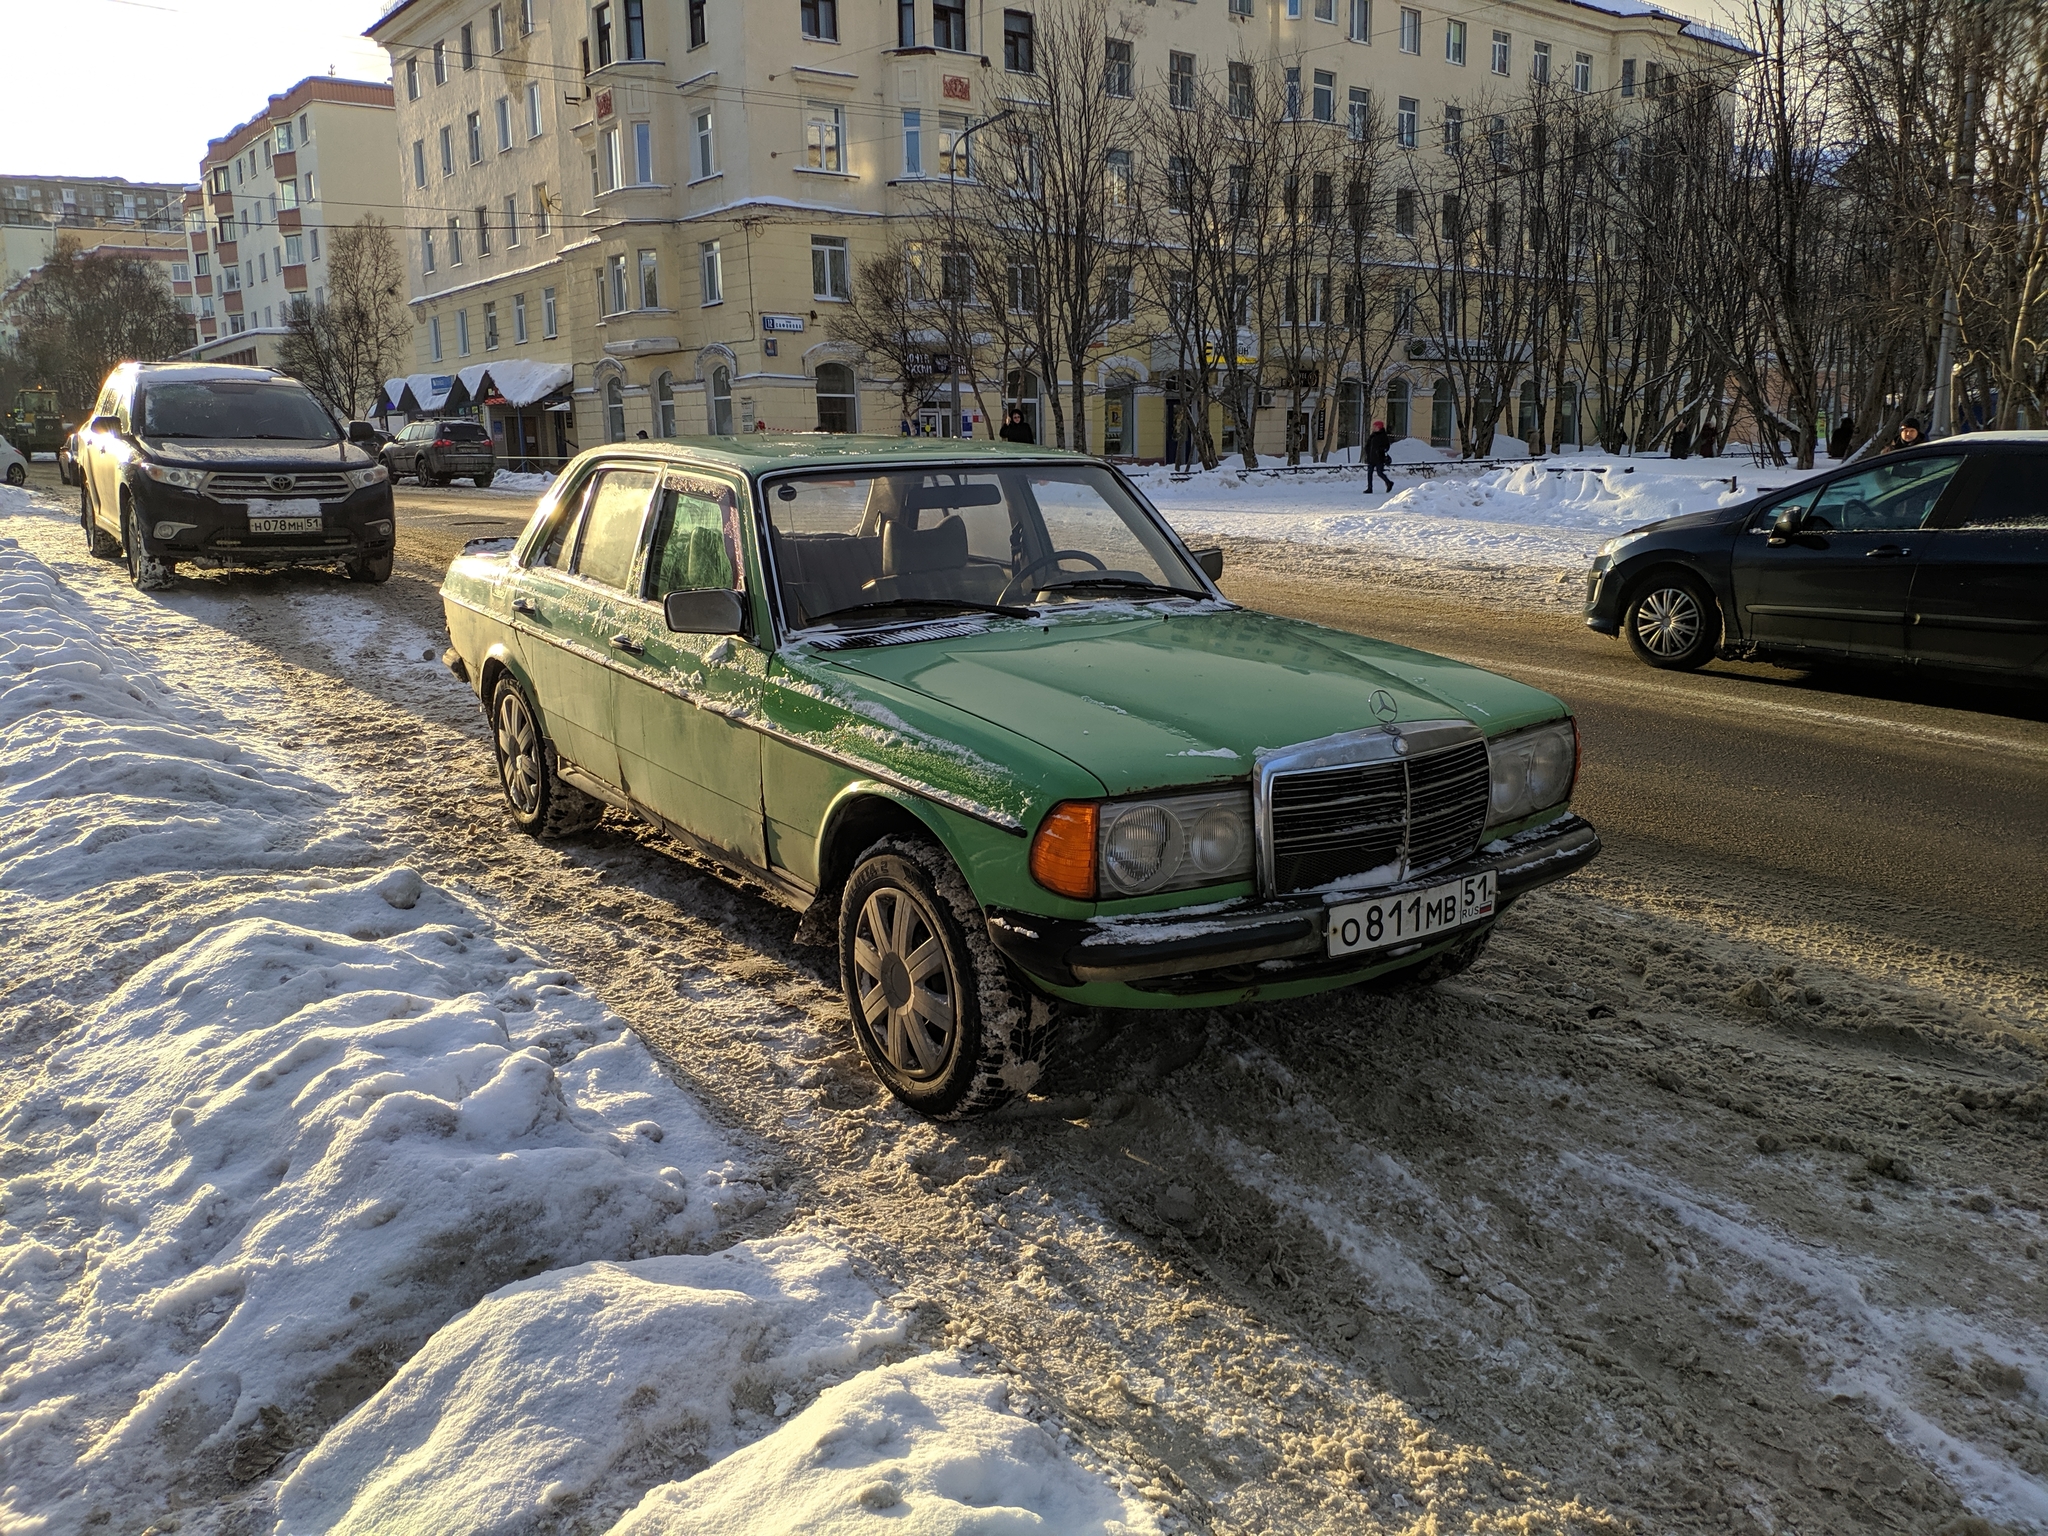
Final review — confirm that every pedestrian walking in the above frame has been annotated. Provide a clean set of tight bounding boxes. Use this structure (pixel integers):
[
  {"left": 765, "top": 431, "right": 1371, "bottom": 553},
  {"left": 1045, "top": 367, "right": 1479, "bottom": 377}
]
[
  {"left": 999, "top": 409, "right": 1036, "bottom": 445},
  {"left": 1364, "top": 420, "right": 1394, "bottom": 493},
  {"left": 1880, "top": 417, "right": 1923, "bottom": 454}
]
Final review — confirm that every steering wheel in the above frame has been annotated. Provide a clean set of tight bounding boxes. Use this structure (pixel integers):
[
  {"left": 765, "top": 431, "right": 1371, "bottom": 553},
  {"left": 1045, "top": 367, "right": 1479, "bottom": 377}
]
[
  {"left": 1003, "top": 548, "right": 1106, "bottom": 603},
  {"left": 1834, "top": 497, "right": 1869, "bottom": 530}
]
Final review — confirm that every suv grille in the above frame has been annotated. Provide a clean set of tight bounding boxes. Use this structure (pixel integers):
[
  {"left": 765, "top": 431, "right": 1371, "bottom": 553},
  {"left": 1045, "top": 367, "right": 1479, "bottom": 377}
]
[
  {"left": 1268, "top": 739, "right": 1490, "bottom": 893},
  {"left": 204, "top": 471, "right": 355, "bottom": 502}
]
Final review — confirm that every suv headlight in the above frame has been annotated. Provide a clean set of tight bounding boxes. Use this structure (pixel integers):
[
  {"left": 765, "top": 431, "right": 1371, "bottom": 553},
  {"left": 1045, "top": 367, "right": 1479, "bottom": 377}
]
[
  {"left": 1030, "top": 788, "right": 1255, "bottom": 900},
  {"left": 138, "top": 462, "right": 208, "bottom": 491},
  {"left": 343, "top": 464, "right": 390, "bottom": 490},
  {"left": 1486, "top": 718, "right": 1578, "bottom": 827}
]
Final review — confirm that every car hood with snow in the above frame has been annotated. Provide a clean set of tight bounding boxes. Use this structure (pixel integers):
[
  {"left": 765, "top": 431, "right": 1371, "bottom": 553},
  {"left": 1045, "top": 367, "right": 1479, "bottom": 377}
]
[{"left": 138, "top": 436, "right": 378, "bottom": 470}]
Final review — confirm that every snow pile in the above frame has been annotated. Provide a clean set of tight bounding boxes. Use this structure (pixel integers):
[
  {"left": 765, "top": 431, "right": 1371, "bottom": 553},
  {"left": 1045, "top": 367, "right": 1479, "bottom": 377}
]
[
  {"left": 478, "top": 468, "right": 560, "bottom": 496},
  {"left": 1380, "top": 460, "right": 1751, "bottom": 533}
]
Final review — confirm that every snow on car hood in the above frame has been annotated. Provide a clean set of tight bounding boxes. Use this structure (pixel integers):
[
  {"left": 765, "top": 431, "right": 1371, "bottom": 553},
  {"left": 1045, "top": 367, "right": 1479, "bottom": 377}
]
[{"left": 139, "top": 436, "right": 377, "bottom": 469}]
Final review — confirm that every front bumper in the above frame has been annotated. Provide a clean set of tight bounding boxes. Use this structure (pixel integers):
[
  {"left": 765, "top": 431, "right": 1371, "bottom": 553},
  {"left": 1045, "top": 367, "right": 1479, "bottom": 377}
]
[
  {"left": 1584, "top": 560, "right": 1620, "bottom": 634},
  {"left": 985, "top": 813, "right": 1599, "bottom": 996},
  {"left": 131, "top": 479, "right": 395, "bottom": 565}
]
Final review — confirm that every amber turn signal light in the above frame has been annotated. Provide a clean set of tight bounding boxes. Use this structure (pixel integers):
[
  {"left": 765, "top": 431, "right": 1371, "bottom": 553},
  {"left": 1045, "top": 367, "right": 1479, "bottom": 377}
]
[{"left": 1029, "top": 801, "right": 1098, "bottom": 900}]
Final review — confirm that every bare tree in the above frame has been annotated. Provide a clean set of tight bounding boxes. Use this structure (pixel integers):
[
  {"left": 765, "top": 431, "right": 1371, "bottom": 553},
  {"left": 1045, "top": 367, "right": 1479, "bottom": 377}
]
[
  {"left": 276, "top": 216, "right": 412, "bottom": 422},
  {"left": 2, "top": 235, "right": 192, "bottom": 409}
]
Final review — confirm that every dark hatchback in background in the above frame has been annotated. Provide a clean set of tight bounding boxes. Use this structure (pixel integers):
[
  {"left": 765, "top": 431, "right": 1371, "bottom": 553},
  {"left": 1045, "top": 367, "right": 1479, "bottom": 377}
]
[
  {"left": 380, "top": 418, "right": 497, "bottom": 488},
  {"left": 1586, "top": 434, "right": 2048, "bottom": 685},
  {"left": 76, "top": 362, "right": 394, "bottom": 589}
]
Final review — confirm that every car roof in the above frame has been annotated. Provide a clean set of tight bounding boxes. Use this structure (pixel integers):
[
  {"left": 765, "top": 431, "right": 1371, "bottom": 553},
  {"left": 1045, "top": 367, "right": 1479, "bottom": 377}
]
[
  {"left": 602, "top": 433, "right": 1092, "bottom": 476},
  {"left": 118, "top": 361, "right": 293, "bottom": 385}
]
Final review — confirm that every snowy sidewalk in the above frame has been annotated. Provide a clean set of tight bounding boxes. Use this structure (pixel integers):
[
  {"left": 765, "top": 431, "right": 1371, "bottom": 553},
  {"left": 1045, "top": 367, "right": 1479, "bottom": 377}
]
[{"left": 0, "top": 497, "right": 1158, "bottom": 1535}]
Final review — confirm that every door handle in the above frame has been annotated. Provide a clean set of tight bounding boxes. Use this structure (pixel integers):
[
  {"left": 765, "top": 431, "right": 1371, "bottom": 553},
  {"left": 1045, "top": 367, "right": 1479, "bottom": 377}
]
[
  {"left": 511, "top": 596, "right": 537, "bottom": 614},
  {"left": 610, "top": 632, "right": 645, "bottom": 655},
  {"left": 1865, "top": 545, "right": 1910, "bottom": 558}
]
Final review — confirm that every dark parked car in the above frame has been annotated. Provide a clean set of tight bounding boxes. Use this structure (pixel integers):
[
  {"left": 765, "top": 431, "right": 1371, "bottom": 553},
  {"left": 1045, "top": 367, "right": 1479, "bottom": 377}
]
[
  {"left": 382, "top": 419, "right": 496, "bottom": 487},
  {"left": 1586, "top": 433, "right": 2048, "bottom": 684},
  {"left": 76, "top": 361, "right": 395, "bottom": 590}
]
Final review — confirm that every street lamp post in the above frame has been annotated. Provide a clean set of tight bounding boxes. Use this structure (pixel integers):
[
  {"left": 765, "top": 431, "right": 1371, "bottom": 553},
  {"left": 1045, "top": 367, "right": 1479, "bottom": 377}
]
[{"left": 945, "top": 108, "right": 1014, "bottom": 440}]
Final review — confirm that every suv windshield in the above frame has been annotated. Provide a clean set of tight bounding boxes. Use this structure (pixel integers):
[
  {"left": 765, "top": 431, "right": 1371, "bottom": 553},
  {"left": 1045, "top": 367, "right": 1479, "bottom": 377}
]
[
  {"left": 136, "top": 380, "right": 339, "bottom": 442},
  {"left": 765, "top": 464, "right": 1205, "bottom": 630}
]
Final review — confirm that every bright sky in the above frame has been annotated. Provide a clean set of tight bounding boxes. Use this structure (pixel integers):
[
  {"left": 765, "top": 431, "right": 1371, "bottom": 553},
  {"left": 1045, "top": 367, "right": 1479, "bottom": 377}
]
[{"left": 0, "top": 0, "right": 398, "bottom": 185}]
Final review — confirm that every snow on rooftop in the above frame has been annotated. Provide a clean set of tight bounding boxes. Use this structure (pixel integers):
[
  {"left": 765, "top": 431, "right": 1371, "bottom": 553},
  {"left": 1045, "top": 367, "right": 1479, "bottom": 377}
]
[{"left": 458, "top": 358, "right": 575, "bottom": 407}]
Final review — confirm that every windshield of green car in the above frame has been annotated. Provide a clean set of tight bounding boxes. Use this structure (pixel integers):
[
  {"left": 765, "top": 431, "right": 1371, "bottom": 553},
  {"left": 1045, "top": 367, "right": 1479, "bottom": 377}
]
[
  {"left": 135, "top": 381, "right": 341, "bottom": 442},
  {"left": 763, "top": 463, "right": 1206, "bottom": 631}
]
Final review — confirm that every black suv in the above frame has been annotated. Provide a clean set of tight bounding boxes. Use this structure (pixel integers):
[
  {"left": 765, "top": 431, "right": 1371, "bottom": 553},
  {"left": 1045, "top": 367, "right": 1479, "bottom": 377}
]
[
  {"left": 1586, "top": 433, "right": 2048, "bottom": 685},
  {"left": 380, "top": 418, "right": 496, "bottom": 487},
  {"left": 77, "top": 362, "right": 395, "bottom": 590}
]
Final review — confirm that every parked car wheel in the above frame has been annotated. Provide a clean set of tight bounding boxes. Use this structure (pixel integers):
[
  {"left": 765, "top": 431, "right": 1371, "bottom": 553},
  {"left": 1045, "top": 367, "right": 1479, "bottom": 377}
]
[
  {"left": 473, "top": 472, "right": 494, "bottom": 489},
  {"left": 1623, "top": 570, "right": 1720, "bottom": 670},
  {"left": 4, "top": 462, "right": 23, "bottom": 486},
  {"left": 120, "top": 500, "right": 175, "bottom": 591},
  {"left": 490, "top": 674, "right": 603, "bottom": 837},
  {"left": 346, "top": 550, "right": 394, "bottom": 584},
  {"left": 839, "top": 835, "right": 1061, "bottom": 1120},
  {"left": 413, "top": 456, "right": 433, "bottom": 486},
  {"left": 82, "top": 482, "right": 121, "bottom": 559}
]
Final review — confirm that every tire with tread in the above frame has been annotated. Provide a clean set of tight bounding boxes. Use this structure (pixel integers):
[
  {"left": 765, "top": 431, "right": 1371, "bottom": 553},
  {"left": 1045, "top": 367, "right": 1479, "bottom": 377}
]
[
  {"left": 82, "top": 481, "right": 121, "bottom": 558},
  {"left": 839, "top": 834, "right": 1060, "bottom": 1120},
  {"left": 414, "top": 457, "right": 432, "bottom": 486},
  {"left": 473, "top": 472, "right": 495, "bottom": 489},
  {"left": 489, "top": 673, "right": 603, "bottom": 837},
  {"left": 4, "top": 462, "right": 22, "bottom": 486},
  {"left": 1623, "top": 569, "right": 1720, "bottom": 670},
  {"left": 121, "top": 501, "right": 175, "bottom": 590},
  {"left": 346, "top": 550, "right": 394, "bottom": 583}
]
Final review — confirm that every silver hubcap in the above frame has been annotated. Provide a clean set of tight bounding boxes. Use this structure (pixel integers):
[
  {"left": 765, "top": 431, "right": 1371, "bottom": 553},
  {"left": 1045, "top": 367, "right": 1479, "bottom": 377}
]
[
  {"left": 853, "top": 885, "right": 956, "bottom": 1081},
  {"left": 1635, "top": 587, "right": 1701, "bottom": 657},
  {"left": 495, "top": 691, "right": 543, "bottom": 816}
]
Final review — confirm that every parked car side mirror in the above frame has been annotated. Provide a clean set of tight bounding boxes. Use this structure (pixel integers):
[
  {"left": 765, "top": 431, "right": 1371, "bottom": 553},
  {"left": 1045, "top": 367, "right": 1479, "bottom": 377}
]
[
  {"left": 1191, "top": 546, "right": 1224, "bottom": 582},
  {"left": 88, "top": 414, "right": 122, "bottom": 435},
  {"left": 347, "top": 421, "right": 379, "bottom": 444},
  {"left": 1767, "top": 506, "right": 1806, "bottom": 545},
  {"left": 663, "top": 588, "right": 746, "bottom": 635}
]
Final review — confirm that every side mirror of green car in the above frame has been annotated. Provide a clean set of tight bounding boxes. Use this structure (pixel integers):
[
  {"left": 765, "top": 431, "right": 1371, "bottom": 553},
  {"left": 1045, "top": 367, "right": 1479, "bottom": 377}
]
[
  {"left": 1192, "top": 546, "right": 1224, "bottom": 581},
  {"left": 663, "top": 587, "right": 746, "bottom": 635}
]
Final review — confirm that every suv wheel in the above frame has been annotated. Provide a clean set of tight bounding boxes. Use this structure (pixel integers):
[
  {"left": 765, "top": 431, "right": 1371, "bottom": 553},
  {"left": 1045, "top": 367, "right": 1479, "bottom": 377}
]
[
  {"left": 839, "top": 835, "right": 1060, "bottom": 1120},
  {"left": 473, "top": 472, "right": 495, "bottom": 489},
  {"left": 414, "top": 456, "right": 432, "bottom": 486},
  {"left": 1624, "top": 571, "right": 1720, "bottom": 670},
  {"left": 121, "top": 500, "right": 175, "bottom": 591},
  {"left": 346, "top": 550, "right": 394, "bottom": 583},
  {"left": 490, "top": 674, "right": 603, "bottom": 837},
  {"left": 82, "top": 481, "right": 120, "bottom": 559}
]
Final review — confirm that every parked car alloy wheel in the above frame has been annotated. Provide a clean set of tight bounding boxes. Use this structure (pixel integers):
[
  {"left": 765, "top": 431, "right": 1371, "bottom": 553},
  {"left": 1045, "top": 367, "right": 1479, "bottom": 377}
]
[
  {"left": 3, "top": 461, "right": 22, "bottom": 486},
  {"left": 1624, "top": 572, "right": 1720, "bottom": 670},
  {"left": 121, "top": 501, "right": 175, "bottom": 591},
  {"left": 489, "top": 674, "right": 603, "bottom": 837}
]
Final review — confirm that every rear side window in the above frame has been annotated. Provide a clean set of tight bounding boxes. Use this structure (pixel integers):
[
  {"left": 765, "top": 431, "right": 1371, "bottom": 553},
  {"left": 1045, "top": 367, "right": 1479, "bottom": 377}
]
[
  {"left": 1955, "top": 455, "right": 2048, "bottom": 528},
  {"left": 573, "top": 467, "right": 660, "bottom": 590},
  {"left": 532, "top": 476, "right": 595, "bottom": 568}
]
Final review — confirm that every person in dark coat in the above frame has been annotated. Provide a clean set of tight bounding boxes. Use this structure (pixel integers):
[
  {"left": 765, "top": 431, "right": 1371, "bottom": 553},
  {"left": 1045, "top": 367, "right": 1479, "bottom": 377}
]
[
  {"left": 999, "top": 409, "right": 1036, "bottom": 444},
  {"left": 1364, "top": 420, "right": 1394, "bottom": 493},
  {"left": 1881, "top": 417, "right": 1923, "bottom": 454},
  {"left": 1668, "top": 419, "right": 1693, "bottom": 460},
  {"left": 1827, "top": 414, "right": 1855, "bottom": 460}
]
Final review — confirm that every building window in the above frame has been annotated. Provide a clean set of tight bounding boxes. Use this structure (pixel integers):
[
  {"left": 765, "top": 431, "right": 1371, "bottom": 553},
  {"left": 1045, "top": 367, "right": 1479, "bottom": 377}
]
[
  {"left": 708, "top": 365, "right": 733, "bottom": 433},
  {"left": 423, "top": 231, "right": 436, "bottom": 272},
  {"left": 1398, "top": 7, "right": 1419, "bottom": 51},
  {"left": 514, "top": 291, "right": 529, "bottom": 342},
  {"left": 1645, "top": 59, "right": 1662, "bottom": 93},
  {"left": 636, "top": 247, "right": 658, "bottom": 307},
  {"left": 495, "top": 97, "right": 512, "bottom": 151},
  {"left": 489, "top": 4, "right": 504, "bottom": 50},
  {"left": 815, "top": 362, "right": 857, "bottom": 433},
  {"left": 805, "top": 103, "right": 845, "bottom": 172},
  {"left": 1620, "top": 57, "right": 1636, "bottom": 96},
  {"left": 1349, "top": 0, "right": 1369, "bottom": 40},
  {"left": 605, "top": 377, "right": 626, "bottom": 440},
  {"left": 461, "top": 22, "right": 475, "bottom": 68},
  {"left": 601, "top": 126, "right": 622, "bottom": 190},
  {"left": 484, "top": 301, "right": 499, "bottom": 349},
  {"left": 1490, "top": 114, "right": 1509, "bottom": 161},
  {"left": 433, "top": 39, "right": 447, "bottom": 83},
  {"left": 476, "top": 205, "right": 492, "bottom": 254},
  {"left": 406, "top": 57, "right": 420, "bottom": 99},
  {"left": 1105, "top": 147, "right": 1131, "bottom": 206},
  {"left": 902, "top": 109, "right": 922, "bottom": 174},
  {"left": 505, "top": 193, "right": 520, "bottom": 244},
  {"left": 276, "top": 122, "right": 294, "bottom": 153},
  {"left": 1102, "top": 265, "right": 1132, "bottom": 323},
  {"left": 1312, "top": 69, "right": 1335, "bottom": 122},
  {"left": 623, "top": 0, "right": 646, "bottom": 58},
  {"left": 607, "top": 251, "right": 628, "bottom": 311},
  {"left": 456, "top": 308, "right": 471, "bottom": 355},
  {"left": 534, "top": 183, "right": 552, "bottom": 236},
  {"left": 1004, "top": 10, "right": 1034, "bottom": 72},
  {"left": 593, "top": 3, "right": 613, "bottom": 65},
  {"left": 311, "top": 226, "right": 321, "bottom": 259},
  {"left": 696, "top": 109, "right": 716, "bottom": 177},
  {"left": 429, "top": 315, "right": 442, "bottom": 359},
  {"left": 629, "top": 121, "right": 652, "bottom": 183},
  {"left": 1228, "top": 61, "right": 1253, "bottom": 117},
  {"left": 802, "top": 0, "right": 839, "bottom": 42},
  {"left": 440, "top": 126, "right": 454, "bottom": 176},
  {"left": 412, "top": 140, "right": 426, "bottom": 188},
  {"left": 898, "top": 0, "right": 916, "bottom": 46},
  {"left": 542, "top": 285, "right": 558, "bottom": 336},
  {"left": 1168, "top": 51, "right": 1195, "bottom": 109},
  {"left": 1443, "top": 104, "right": 1463, "bottom": 150},
  {"left": 1315, "top": 0, "right": 1336, "bottom": 18},
  {"left": 1284, "top": 66, "right": 1301, "bottom": 118},
  {"left": 1104, "top": 37, "right": 1132, "bottom": 97},
  {"left": 1532, "top": 40, "right": 1550, "bottom": 84},
  {"left": 1446, "top": 19, "right": 1465, "bottom": 64},
  {"left": 1573, "top": 51, "right": 1592, "bottom": 92},
  {"left": 468, "top": 111, "right": 483, "bottom": 164},
  {"left": 1229, "top": 0, "right": 1251, "bottom": 13},
  {"left": 655, "top": 371, "right": 676, "bottom": 436},
  {"left": 527, "top": 82, "right": 544, "bottom": 138},
  {"left": 1166, "top": 154, "right": 1191, "bottom": 211},
  {"left": 1348, "top": 85, "right": 1369, "bottom": 138},
  {"left": 812, "top": 235, "right": 850, "bottom": 300},
  {"left": 1394, "top": 186, "right": 1415, "bottom": 235},
  {"left": 449, "top": 216, "right": 464, "bottom": 265},
  {"left": 283, "top": 233, "right": 302, "bottom": 264},
  {"left": 934, "top": 1, "right": 966, "bottom": 51},
  {"left": 1396, "top": 96, "right": 1417, "bottom": 148},
  {"left": 701, "top": 239, "right": 723, "bottom": 304}
]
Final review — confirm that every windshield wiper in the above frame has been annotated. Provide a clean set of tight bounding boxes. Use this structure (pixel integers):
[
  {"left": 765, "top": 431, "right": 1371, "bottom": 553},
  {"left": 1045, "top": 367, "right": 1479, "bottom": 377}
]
[
  {"left": 1037, "top": 576, "right": 1207, "bottom": 600},
  {"left": 807, "top": 597, "right": 1038, "bottom": 626}
]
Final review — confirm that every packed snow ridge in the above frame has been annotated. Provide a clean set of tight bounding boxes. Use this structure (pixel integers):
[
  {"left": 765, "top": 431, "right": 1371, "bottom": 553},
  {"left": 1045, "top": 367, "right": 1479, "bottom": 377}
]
[{"left": 0, "top": 496, "right": 1158, "bottom": 1535}]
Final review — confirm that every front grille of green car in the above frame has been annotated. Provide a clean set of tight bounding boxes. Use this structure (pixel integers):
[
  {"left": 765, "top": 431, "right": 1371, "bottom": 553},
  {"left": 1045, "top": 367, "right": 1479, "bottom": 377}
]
[{"left": 1268, "top": 739, "right": 1491, "bottom": 892}]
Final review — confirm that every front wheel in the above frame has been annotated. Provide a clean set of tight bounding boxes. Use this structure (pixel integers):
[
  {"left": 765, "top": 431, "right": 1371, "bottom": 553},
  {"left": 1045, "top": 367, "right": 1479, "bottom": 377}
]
[
  {"left": 4, "top": 462, "right": 23, "bottom": 486},
  {"left": 839, "top": 836, "right": 1060, "bottom": 1120},
  {"left": 1624, "top": 571, "right": 1720, "bottom": 670},
  {"left": 121, "top": 501, "right": 175, "bottom": 590},
  {"left": 489, "top": 674, "right": 603, "bottom": 838},
  {"left": 346, "top": 550, "right": 394, "bottom": 583}
]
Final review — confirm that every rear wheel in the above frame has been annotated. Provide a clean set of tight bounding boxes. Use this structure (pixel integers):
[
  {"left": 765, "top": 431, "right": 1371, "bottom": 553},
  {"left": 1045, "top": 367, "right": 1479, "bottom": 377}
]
[
  {"left": 414, "top": 457, "right": 432, "bottom": 486},
  {"left": 839, "top": 835, "right": 1060, "bottom": 1120},
  {"left": 1624, "top": 571, "right": 1720, "bottom": 670},
  {"left": 121, "top": 500, "right": 175, "bottom": 590},
  {"left": 4, "top": 462, "right": 22, "bottom": 486},
  {"left": 473, "top": 472, "right": 495, "bottom": 489},
  {"left": 490, "top": 674, "right": 603, "bottom": 837},
  {"left": 82, "top": 481, "right": 120, "bottom": 558}
]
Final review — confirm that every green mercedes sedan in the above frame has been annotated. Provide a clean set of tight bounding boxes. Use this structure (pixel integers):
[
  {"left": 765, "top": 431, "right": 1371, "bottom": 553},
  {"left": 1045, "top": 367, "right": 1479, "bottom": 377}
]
[{"left": 441, "top": 437, "right": 1598, "bottom": 1118}]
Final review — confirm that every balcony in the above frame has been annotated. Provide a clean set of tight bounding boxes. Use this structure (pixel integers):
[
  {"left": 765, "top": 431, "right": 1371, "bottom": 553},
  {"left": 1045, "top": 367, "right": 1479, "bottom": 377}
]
[
  {"left": 195, "top": 275, "right": 213, "bottom": 295},
  {"left": 217, "top": 240, "right": 238, "bottom": 263},
  {"left": 278, "top": 208, "right": 302, "bottom": 233},
  {"left": 274, "top": 152, "right": 297, "bottom": 178},
  {"left": 210, "top": 191, "right": 235, "bottom": 214},
  {"left": 223, "top": 291, "right": 244, "bottom": 314},
  {"left": 281, "top": 264, "right": 308, "bottom": 292}
]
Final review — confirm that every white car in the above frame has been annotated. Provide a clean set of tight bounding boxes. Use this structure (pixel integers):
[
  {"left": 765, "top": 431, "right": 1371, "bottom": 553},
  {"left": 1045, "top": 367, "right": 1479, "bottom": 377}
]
[{"left": 0, "top": 436, "right": 27, "bottom": 487}]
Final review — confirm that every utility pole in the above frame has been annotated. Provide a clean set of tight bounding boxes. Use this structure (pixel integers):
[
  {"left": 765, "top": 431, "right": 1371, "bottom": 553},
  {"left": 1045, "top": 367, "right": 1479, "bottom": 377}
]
[
  {"left": 1931, "top": 25, "right": 1981, "bottom": 439},
  {"left": 946, "top": 108, "right": 1013, "bottom": 439}
]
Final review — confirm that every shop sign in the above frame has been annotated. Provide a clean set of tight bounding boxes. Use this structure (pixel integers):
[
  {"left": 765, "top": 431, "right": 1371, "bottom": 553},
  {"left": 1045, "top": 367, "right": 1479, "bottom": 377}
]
[{"left": 761, "top": 314, "right": 805, "bottom": 332}]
